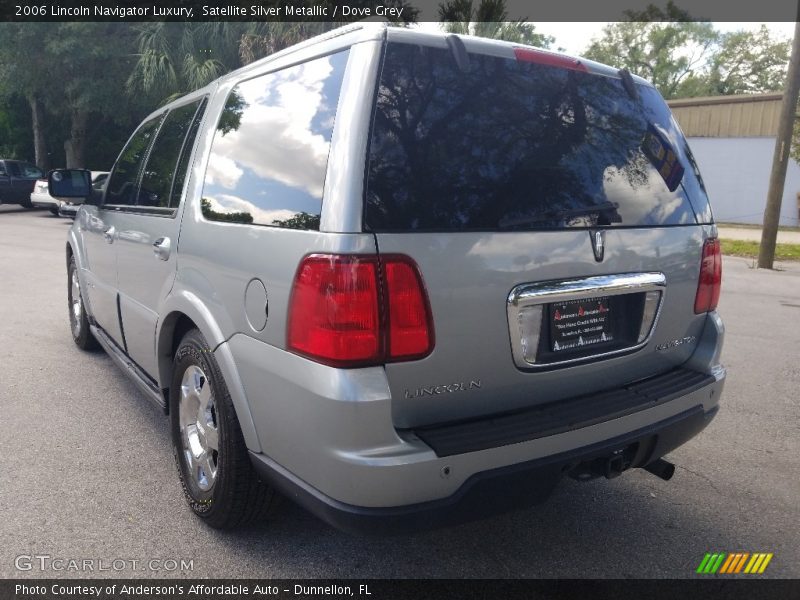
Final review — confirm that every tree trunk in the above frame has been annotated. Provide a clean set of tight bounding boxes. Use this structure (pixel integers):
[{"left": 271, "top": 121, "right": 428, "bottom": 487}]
[
  {"left": 28, "top": 94, "right": 49, "bottom": 171},
  {"left": 758, "top": 20, "right": 800, "bottom": 269},
  {"left": 64, "top": 110, "right": 89, "bottom": 168}
]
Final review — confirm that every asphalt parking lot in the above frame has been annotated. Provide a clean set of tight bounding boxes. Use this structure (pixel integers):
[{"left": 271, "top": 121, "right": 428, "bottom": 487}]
[{"left": 1, "top": 205, "right": 798, "bottom": 579}]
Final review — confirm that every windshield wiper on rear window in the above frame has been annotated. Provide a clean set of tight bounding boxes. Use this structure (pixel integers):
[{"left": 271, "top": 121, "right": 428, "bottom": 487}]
[{"left": 498, "top": 201, "right": 620, "bottom": 229}]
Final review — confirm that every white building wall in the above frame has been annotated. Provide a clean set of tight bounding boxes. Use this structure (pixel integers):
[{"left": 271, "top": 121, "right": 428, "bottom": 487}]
[{"left": 686, "top": 136, "right": 800, "bottom": 227}]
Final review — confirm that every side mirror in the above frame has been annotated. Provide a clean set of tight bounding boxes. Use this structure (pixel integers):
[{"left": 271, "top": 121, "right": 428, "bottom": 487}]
[{"left": 48, "top": 169, "right": 92, "bottom": 199}]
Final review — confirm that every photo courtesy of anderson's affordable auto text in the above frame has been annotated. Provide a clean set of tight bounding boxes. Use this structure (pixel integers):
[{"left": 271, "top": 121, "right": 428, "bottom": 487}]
[{"left": 1, "top": 2, "right": 799, "bottom": 599}]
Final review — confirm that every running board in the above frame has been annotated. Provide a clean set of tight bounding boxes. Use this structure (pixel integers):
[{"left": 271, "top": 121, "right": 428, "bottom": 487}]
[{"left": 90, "top": 325, "right": 168, "bottom": 413}]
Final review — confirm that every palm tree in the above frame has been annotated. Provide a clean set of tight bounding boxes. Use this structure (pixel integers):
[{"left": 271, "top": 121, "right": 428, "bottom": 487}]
[
  {"left": 438, "top": 0, "right": 553, "bottom": 47},
  {"left": 127, "top": 23, "right": 244, "bottom": 103},
  {"left": 127, "top": 23, "right": 337, "bottom": 104}
]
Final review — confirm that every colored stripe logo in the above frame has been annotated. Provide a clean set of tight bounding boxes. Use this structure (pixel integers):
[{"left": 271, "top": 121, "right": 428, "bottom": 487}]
[{"left": 696, "top": 552, "right": 773, "bottom": 574}]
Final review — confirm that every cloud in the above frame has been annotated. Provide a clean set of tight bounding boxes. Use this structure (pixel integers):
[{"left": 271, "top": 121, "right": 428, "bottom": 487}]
[
  {"left": 206, "top": 55, "right": 337, "bottom": 198},
  {"left": 205, "top": 154, "right": 244, "bottom": 189}
]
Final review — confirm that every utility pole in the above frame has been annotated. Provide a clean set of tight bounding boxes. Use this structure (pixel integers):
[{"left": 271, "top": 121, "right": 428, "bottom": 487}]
[{"left": 758, "top": 18, "right": 800, "bottom": 269}]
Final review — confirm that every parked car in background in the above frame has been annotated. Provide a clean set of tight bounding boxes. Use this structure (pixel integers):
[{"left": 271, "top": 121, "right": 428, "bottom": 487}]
[
  {"left": 58, "top": 172, "right": 109, "bottom": 218},
  {"left": 31, "top": 171, "right": 109, "bottom": 216},
  {"left": 54, "top": 23, "right": 725, "bottom": 533},
  {"left": 0, "top": 159, "right": 44, "bottom": 208}
]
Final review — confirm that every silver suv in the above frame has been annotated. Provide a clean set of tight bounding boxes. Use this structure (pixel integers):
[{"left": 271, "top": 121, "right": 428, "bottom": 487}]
[{"left": 54, "top": 23, "right": 725, "bottom": 532}]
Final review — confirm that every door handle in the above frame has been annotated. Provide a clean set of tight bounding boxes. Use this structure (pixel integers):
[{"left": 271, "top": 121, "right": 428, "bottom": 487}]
[
  {"left": 152, "top": 237, "right": 171, "bottom": 261},
  {"left": 103, "top": 226, "right": 115, "bottom": 243}
]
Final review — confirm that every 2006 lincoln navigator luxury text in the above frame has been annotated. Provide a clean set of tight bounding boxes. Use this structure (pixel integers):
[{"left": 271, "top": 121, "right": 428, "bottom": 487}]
[{"left": 52, "top": 23, "right": 725, "bottom": 532}]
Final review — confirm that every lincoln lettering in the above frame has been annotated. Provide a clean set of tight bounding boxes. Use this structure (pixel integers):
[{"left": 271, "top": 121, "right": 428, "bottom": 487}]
[{"left": 404, "top": 380, "right": 482, "bottom": 399}]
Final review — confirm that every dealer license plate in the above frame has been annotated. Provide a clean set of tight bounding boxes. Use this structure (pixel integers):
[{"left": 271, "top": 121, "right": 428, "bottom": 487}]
[{"left": 549, "top": 297, "right": 613, "bottom": 352}]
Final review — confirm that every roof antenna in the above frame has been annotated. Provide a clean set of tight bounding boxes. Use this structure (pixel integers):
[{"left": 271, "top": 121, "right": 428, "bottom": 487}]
[
  {"left": 446, "top": 34, "right": 470, "bottom": 72},
  {"left": 619, "top": 68, "right": 639, "bottom": 101}
]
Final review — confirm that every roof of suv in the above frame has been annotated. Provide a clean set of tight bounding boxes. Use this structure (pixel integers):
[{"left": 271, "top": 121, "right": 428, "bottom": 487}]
[{"left": 149, "top": 22, "right": 654, "bottom": 122}]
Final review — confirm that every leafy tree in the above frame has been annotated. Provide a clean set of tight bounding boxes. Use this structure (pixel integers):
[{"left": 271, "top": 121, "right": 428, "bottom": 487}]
[
  {"left": 704, "top": 26, "right": 790, "bottom": 96},
  {"left": 583, "top": 4, "right": 790, "bottom": 100},
  {"left": 0, "top": 23, "right": 146, "bottom": 169},
  {"left": 200, "top": 198, "right": 253, "bottom": 224},
  {"left": 438, "top": 0, "right": 553, "bottom": 47},
  {"left": 127, "top": 23, "right": 247, "bottom": 102},
  {"left": 271, "top": 211, "right": 321, "bottom": 230},
  {"left": 238, "top": 23, "right": 335, "bottom": 66},
  {"left": 128, "top": 1, "right": 418, "bottom": 103},
  {"left": 582, "top": 3, "right": 718, "bottom": 99},
  {"left": 0, "top": 95, "right": 34, "bottom": 160},
  {"left": 46, "top": 23, "right": 144, "bottom": 168},
  {"left": 0, "top": 23, "right": 54, "bottom": 169}
]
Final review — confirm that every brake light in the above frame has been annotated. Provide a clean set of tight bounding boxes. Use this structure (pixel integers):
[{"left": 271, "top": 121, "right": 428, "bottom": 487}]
[
  {"left": 513, "top": 48, "right": 588, "bottom": 72},
  {"left": 287, "top": 254, "right": 433, "bottom": 367},
  {"left": 384, "top": 258, "right": 434, "bottom": 360},
  {"left": 694, "top": 239, "right": 722, "bottom": 313}
]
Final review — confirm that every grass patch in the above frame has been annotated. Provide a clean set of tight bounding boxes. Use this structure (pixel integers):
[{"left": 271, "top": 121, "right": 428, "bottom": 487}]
[
  {"left": 717, "top": 222, "right": 800, "bottom": 232},
  {"left": 720, "top": 238, "right": 800, "bottom": 261}
]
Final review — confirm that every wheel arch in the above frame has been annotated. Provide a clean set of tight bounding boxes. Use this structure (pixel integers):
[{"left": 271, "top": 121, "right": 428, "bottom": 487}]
[{"left": 156, "top": 296, "right": 262, "bottom": 453}]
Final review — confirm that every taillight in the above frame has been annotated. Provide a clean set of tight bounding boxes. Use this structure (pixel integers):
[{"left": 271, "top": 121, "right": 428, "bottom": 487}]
[
  {"left": 384, "top": 257, "right": 434, "bottom": 360},
  {"left": 287, "top": 254, "right": 433, "bottom": 367},
  {"left": 694, "top": 239, "right": 722, "bottom": 314}
]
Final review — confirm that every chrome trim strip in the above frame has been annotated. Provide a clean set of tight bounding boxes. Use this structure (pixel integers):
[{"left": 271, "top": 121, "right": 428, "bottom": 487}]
[
  {"left": 507, "top": 272, "right": 666, "bottom": 369},
  {"left": 90, "top": 324, "right": 167, "bottom": 412}
]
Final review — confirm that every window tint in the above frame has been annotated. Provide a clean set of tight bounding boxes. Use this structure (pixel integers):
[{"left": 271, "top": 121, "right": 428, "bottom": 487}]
[
  {"left": 169, "top": 99, "right": 207, "bottom": 209},
  {"left": 365, "top": 44, "right": 710, "bottom": 232},
  {"left": 105, "top": 117, "right": 163, "bottom": 207},
  {"left": 7, "top": 162, "right": 21, "bottom": 177},
  {"left": 21, "top": 163, "right": 43, "bottom": 178},
  {"left": 138, "top": 100, "right": 204, "bottom": 211},
  {"left": 201, "top": 50, "right": 349, "bottom": 229}
]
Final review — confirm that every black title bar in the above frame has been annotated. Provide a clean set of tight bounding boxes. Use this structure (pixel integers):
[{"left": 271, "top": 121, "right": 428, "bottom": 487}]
[
  {"left": 4, "top": 579, "right": 800, "bottom": 600},
  {"left": 1, "top": 0, "right": 799, "bottom": 22}
]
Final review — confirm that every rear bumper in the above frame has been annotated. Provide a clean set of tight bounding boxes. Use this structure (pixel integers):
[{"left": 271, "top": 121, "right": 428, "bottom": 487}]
[
  {"left": 250, "top": 403, "right": 719, "bottom": 534},
  {"left": 30, "top": 192, "right": 58, "bottom": 209},
  {"left": 228, "top": 310, "right": 725, "bottom": 532}
]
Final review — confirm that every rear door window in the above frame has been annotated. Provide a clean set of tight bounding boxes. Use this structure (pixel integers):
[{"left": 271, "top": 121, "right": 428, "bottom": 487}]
[
  {"left": 138, "top": 98, "right": 206, "bottom": 214},
  {"left": 105, "top": 117, "right": 163, "bottom": 208},
  {"left": 365, "top": 43, "right": 711, "bottom": 232},
  {"left": 201, "top": 50, "right": 349, "bottom": 229}
]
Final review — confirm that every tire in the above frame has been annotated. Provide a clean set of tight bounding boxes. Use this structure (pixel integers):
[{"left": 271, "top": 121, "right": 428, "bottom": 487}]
[
  {"left": 20, "top": 199, "right": 33, "bottom": 209},
  {"left": 67, "top": 255, "right": 99, "bottom": 350},
  {"left": 49, "top": 207, "right": 59, "bottom": 216},
  {"left": 170, "top": 329, "right": 276, "bottom": 528}
]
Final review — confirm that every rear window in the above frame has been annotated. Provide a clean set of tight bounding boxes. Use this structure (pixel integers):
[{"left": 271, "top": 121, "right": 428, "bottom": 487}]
[{"left": 365, "top": 43, "right": 712, "bottom": 232}]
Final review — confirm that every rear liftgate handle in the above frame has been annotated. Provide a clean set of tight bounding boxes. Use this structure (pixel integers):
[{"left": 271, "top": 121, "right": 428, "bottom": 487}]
[{"left": 152, "top": 237, "right": 171, "bottom": 261}]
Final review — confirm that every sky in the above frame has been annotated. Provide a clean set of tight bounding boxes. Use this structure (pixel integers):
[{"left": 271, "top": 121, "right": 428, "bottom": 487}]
[{"left": 415, "top": 22, "right": 796, "bottom": 56}]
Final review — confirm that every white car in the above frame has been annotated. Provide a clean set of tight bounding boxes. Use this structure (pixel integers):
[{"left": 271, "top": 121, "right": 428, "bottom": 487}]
[{"left": 31, "top": 171, "right": 109, "bottom": 216}]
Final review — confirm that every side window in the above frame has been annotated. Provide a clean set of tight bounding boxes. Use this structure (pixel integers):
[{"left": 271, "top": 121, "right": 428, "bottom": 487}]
[
  {"left": 7, "top": 162, "right": 21, "bottom": 177},
  {"left": 105, "top": 117, "right": 163, "bottom": 207},
  {"left": 200, "top": 49, "right": 349, "bottom": 229},
  {"left": 21, "top": 163, "right": 43, "bottom": 178},
  {"left": 138, "top": 98, "right": 205, "bottom": 212},
  {"left": 0, "top": 163, "right": 6, "bottom": 176},
  {"left": 169, "top": 99, "right": 207, "bottom": 209}
]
